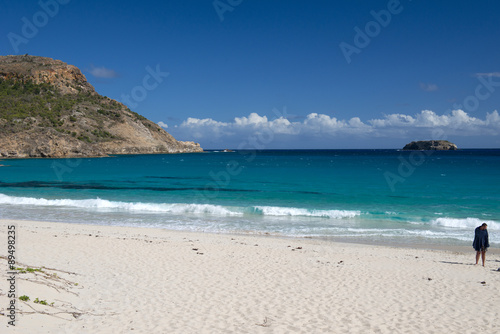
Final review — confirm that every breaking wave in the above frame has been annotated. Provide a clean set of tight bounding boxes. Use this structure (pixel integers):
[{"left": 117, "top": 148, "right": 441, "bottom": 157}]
[
  {"left": 0, "top": 194, "right": 359, "bottom": 219},
  {"left": 431, "top": 217, "right": 500, "bottom": 230},
  {"left": 251, "top": 206, "right": 360, "bottom": 219},
  {"left": 0, "top": 194, "right": 241, "bottom": 216}
]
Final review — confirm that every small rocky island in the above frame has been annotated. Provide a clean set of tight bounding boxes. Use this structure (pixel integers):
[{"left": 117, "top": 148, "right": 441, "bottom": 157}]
[
  {"left": 0, "top": 55, "right": 202, "bottom": 158},
  {"left": 403, "top": 140, "right": 458, "bottom": 151}
]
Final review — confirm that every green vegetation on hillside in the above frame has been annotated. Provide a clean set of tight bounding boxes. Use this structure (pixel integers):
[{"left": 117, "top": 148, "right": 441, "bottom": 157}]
[
  {"left": 0, "top": 78, "right": 136, "bottom": 142},
  {"left": 0, "top": 78, "right": 75, "bottom": 124}
]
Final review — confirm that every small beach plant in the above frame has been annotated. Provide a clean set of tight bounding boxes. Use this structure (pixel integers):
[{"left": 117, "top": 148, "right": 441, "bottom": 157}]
[{"left": 34, "top": 298, "right": 48, "bottom": 305}]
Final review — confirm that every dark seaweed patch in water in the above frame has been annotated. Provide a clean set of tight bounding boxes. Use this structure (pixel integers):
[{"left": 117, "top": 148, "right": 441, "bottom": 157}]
[
  {"left": 0, "top": 181, "right": 326, "bottom": 196},
  {"left": 0, "top": 181, "right": 260, "bottom": 193},
  {"left": 296, "top": 190, "right": 323, "bottom": 195},
  {"left": 145, "top": 176, "right": 204, "bottom": 180},
  {"left": 98, "top": 180, "right": 140, "bottom": 184},
  {"left": 0, "top": 181, "right": 331, "bottom": 197}
]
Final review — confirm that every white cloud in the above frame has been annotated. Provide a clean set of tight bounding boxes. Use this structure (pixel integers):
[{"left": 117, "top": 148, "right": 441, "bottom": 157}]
[
  {"left": 158, "top": 121, "right": 168, "bottom": 129},
  {"left": 420, "top": 82, "right": 439, "bottom": 92},
  {"left": 369, "top": 113, "right": 415, "bottom": 127},
  {"left": 179, "top": 117, "right": 231, "bottom": 139},
  {"left": 89, "top": 65, "right": 119, "bottom": 78},
  {"left": 182, "top": 117, "right": 228, "bottom": 127},
  {"left": 234, "top": 113, "right": 268, "bottom": 127},
  {"left": 414, "top": 109, "right": 449, "bottom": 127},
  {"left": 368, "top": 109, "right": 492, "bottom": 130},
  {"left": 486, "top": 110, "right": 500, "bottom": 125},
  {"left": 164, "top": 110, "right": 500, "bottom": 148}
]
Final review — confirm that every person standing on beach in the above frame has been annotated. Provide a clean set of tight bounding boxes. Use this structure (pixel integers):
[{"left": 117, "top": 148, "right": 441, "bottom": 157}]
[{"left": 473, "top": 223, "right": 489, "bottom": 266}]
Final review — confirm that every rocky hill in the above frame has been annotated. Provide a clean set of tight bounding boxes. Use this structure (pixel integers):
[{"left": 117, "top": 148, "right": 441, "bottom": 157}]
[
  {"left": 0, "top": 55, "right": 202, "bottom": 158},
  {"left": 402, "top": 140, "right": 458, "bottom": 151}
]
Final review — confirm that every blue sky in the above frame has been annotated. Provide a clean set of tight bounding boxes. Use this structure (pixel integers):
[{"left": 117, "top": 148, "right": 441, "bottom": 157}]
[{"left": 2, "top": 0, "right": 500, "bottom": 148}]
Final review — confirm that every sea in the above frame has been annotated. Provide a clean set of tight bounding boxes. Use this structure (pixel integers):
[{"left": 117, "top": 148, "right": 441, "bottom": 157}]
[{"left": 0, "top": 149, "right": 499, "bottom": 247}]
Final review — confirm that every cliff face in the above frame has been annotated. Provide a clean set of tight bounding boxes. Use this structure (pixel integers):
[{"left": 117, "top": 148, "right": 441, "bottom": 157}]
[
  {"left": 402, "top": 140, "right": 458, "bottom": 151},
  {"left": 0, "top": 55, "right": 95, "bottom": 95},
  {"left": 0, "top": 55, "right": 202, "bottom": 158}
]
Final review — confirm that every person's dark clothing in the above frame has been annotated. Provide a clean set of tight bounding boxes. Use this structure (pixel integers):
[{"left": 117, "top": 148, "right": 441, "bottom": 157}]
[{"left": 473, "top": 226, "right": 489, "bottom": 252}]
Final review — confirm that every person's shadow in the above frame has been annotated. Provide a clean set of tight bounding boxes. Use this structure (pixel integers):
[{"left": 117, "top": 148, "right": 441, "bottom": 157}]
[
  {"left": 439, "top": 261, "right": 471, "bottom": 265},
  {"left": 439, "top": 261, "right": 500, "bottom": 271}
]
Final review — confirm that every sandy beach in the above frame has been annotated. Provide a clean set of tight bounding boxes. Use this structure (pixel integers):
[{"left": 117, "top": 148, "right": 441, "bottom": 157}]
[{"left": 1, "top": 219, "right": 499, "bottom": 334}]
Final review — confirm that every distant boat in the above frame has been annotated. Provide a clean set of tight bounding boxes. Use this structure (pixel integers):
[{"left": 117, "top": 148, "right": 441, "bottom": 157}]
[{"left": 222, "top": 149, "right": 235, "bottom": 152}]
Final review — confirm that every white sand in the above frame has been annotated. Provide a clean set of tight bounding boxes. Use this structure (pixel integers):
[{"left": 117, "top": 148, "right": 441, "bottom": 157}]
[{"left": 1, "top": 219, "right": 499, "bottom": 334}]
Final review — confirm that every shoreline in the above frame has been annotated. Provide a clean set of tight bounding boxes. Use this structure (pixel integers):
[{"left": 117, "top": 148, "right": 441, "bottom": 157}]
[
  {"left": 317, "top": 235, "right": 500, "bottom": 255},
  {"left": 2, "top": 218, "right": 499, "bottom": 255}
]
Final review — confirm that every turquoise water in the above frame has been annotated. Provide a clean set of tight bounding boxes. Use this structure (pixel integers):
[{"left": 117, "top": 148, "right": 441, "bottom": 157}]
[{"left": 0, "top": 149, "right": 499, "bottom": 246}]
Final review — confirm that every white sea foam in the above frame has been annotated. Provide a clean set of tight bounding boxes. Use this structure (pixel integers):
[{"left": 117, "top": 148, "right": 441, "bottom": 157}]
[
  {"left": 0, "top": 194, "right": 242, "bottom": 216},
  {"left": 407, "top": 221, "right": 424, "bottom": 225},
  {"left": 2, "top": 193, "right": 498, "bottom": 244},
  {"left": 431, "top": 217, "right": 500, "bottom": 230},
  {"left": 252, "top": 206, "right": 360, "bottom": 219},
  {"left": 0, "top": 194, "right": 360, "bottom": 219}
]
